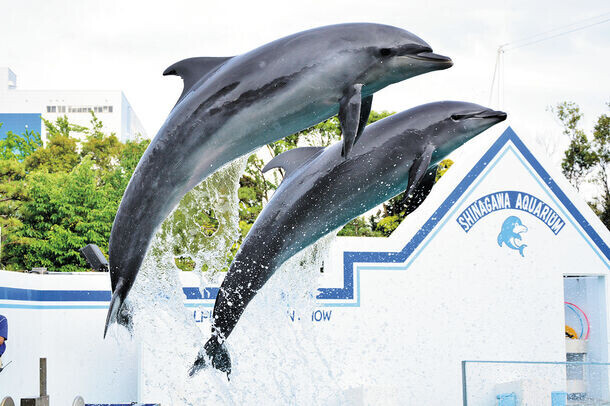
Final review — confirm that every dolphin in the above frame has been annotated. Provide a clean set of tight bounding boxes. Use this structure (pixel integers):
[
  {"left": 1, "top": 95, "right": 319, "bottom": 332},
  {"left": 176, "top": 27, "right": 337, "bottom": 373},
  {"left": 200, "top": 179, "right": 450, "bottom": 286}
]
[
  {"left": 497, "top": 216, "right": 528, "bottom": 256},
  {"left": 105, "top": 23, "right": 453, "bottom": 336},
  {"left": 191, "top": 101, "right": 507, "bottom": 375}
]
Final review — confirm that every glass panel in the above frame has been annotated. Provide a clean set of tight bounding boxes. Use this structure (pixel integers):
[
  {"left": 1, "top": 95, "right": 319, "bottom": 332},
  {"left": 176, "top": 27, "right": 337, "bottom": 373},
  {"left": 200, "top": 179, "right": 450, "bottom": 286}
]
[{"left": 462, "top": 360, "right": 610, "bottom": 405}]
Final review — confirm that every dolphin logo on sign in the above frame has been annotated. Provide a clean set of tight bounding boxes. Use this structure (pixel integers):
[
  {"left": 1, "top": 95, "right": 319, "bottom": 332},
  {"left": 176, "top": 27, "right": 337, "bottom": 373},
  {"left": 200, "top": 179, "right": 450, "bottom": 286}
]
[{"left": 497, "top": 216, "right": 528, "bottom": 257}]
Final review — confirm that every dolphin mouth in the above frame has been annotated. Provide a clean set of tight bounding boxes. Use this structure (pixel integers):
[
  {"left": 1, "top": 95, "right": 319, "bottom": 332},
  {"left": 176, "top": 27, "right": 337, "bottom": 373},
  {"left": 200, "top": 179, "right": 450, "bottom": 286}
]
[
  {"left": 408, "top": 51, "right": 453, "bottom": 67},
  {"left": 452, "top": 110, "right": 507, "bottom": 121},
  {"left": 475, "top": 110, "right": 507, "bottom": 121}
]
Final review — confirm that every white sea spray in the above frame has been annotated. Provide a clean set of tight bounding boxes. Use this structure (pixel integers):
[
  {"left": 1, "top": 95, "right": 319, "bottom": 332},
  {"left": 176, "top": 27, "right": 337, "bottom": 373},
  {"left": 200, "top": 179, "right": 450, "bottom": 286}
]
[{"left": 121, "top": 156, "right": 341, "bottom": 405}]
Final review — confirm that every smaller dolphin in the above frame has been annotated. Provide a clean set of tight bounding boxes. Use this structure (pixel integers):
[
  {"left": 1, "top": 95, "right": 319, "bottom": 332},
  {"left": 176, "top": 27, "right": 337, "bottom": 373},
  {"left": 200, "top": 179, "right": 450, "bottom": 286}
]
[
  {"left": 190, "top": 101, "right": 507, "bottom": 376},
  {"left": 498, "top": 216, "right": 528, "bottom": 256}
]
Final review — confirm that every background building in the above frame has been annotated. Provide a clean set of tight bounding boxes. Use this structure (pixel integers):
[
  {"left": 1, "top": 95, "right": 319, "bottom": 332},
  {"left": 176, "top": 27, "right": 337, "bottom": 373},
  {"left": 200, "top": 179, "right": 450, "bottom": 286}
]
[{"left": 0, "top": 67, "right": 147, "bottom": 142}]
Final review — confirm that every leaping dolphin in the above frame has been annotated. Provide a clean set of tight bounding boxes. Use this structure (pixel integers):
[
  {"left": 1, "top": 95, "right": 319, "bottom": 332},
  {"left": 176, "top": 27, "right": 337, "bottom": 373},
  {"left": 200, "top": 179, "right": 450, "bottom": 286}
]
[
  {"left": 191, "top": 101, "right": 507, "bottom": 376},
  {"left": 105, "top": 23, "right": 453, "bottom": 336}
]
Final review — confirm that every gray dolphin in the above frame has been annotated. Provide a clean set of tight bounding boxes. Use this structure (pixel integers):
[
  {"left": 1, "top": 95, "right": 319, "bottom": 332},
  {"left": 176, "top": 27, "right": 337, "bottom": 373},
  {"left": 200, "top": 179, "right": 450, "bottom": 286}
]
[
  {"left": 106, "top": 23, "right": 453, "bottom": 335},
  {"left": 192, "top": 101, "right": 507, "bottom": 375}
]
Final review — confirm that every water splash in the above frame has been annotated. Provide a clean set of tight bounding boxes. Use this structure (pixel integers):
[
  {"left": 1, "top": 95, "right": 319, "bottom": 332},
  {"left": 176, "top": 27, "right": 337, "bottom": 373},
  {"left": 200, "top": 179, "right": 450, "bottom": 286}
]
[{"left": 124, "top": 157, "right": 341, "bottom": 405}]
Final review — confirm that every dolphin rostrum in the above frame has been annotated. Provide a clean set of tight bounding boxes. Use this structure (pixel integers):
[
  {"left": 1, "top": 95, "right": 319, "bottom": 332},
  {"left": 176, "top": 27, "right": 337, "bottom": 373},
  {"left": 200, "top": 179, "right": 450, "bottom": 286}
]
[
  {"left": 105, "top": 23, "right": 453, "bottom": 336},
  {"left": 191, "top": 101, "right": 507, "bottom": 375}
]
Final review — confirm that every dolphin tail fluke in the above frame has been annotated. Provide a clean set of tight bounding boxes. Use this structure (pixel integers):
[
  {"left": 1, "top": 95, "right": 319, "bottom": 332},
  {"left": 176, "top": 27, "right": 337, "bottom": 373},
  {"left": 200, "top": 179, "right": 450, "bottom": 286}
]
[
  {"left": 189, "top": 337, "right": 232, "bottom": 378},
  {"left": 519, "top": 244, "right": 527, "bottom": 257},
  {"left": 104, "top": 291, "right": 134, "bottom": 338}
]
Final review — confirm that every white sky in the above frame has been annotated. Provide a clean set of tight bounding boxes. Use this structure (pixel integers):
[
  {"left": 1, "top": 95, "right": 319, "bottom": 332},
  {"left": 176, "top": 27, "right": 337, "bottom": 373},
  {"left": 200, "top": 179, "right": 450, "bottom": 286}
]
[{"left": 1, "top": 0, "right": 609, "bottom": 169}]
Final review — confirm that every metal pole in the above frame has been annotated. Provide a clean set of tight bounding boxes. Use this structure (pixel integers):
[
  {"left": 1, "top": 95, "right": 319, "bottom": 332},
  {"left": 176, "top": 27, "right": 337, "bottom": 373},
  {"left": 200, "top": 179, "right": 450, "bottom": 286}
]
[
  {"left": 39, "top": 358, "right": 47, "bottom": 397},
  {"left": 461, "top": 360, "right": 467, "bottom": 406}
]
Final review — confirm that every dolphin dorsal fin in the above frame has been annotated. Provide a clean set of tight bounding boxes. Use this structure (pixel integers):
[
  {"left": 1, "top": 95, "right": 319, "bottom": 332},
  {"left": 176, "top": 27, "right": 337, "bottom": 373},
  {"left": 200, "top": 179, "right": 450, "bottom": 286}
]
[
  {"left": 163, "top": 56, "right": 233, "bottom": 106},
  {"left": 262, "top": 147, "right": 325, "bottom": 179}
]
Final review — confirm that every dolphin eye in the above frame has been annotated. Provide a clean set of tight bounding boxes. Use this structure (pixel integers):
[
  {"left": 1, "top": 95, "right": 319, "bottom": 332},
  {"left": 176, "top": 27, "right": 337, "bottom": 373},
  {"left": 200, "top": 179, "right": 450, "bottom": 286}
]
[
  {"left": 379, "top": 48, "right": 392, "bottom": 57},
  {"left": 451, "top": 113, "right": 473, "bottom": 121}
]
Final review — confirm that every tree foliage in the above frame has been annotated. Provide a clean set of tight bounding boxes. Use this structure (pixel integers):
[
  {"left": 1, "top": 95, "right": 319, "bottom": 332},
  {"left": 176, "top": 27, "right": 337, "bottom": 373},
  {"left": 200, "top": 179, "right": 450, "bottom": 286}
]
[
  {"left": 554, "top": 102, "right": 598, "bottom": 190},
  {"left": 0, "top": 123, "right": 43, "bottom": 161},
  {"left": 0, "top": 113, "right": 149, "bottom": 271},
  {"left": 555, "top": 101, "right": 610, "bottom": 229},
  {"left": 25, "top": 117, "right": 83, "bottom": 173}
]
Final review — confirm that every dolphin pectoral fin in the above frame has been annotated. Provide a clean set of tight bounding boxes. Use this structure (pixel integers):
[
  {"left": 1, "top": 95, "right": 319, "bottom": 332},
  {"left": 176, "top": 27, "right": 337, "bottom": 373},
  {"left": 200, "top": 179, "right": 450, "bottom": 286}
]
[
  {"left": 163, "top": 56, "right": 234, "bottom": 106},
  {"left": 339, "top": 84, "right": 364, "bottom": 158},
  {"left": 262, "top": 146, "right": 325, "bottom": 180},
  {"left": 400, "top": 165, "right": 437, "bottom": 216},
  {"left": 354, "top": 95, "right": 373, "bottom": 145},
  {"left": 404, "top": 144, "right": 435, "bottom": 201},
  {"left": 189, "top": 337, "right": 232, "bottom": 378}
]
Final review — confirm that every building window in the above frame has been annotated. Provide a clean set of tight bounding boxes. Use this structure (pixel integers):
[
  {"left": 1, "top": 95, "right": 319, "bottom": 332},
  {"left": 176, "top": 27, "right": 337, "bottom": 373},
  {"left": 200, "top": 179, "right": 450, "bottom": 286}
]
[{"left": 50, "top": 105, "right": 115, "bottom": 114}]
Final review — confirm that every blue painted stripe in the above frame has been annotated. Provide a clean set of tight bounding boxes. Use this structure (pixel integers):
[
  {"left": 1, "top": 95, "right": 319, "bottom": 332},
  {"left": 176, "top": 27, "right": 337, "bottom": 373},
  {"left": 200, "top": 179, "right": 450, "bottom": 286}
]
[
  {"left": 85, "top": 404, "right": 159, "bottom": 406},
  {"left": 0, "top": 303, "right": 109, "bottom": 309},
  {"left": 0, "top": 287, "right": 111, "bottom": 301},
  {"left": 0, "top": 286, "right": 221, "bottom": 302},
  {"left": 463, "top": 359, "right": 610, "bottom": 365}
]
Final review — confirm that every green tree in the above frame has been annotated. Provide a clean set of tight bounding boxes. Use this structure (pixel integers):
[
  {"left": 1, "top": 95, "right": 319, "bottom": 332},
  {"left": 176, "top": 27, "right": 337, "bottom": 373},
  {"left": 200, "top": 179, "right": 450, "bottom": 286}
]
[
  {"left": 555, "top": 101, "right": 610, "bottom": 229},
  {"left": 0, "top": 124, "right": 43, "bottom": 161},
  {"left": 0, "top": 124, "right": 42, "bottom": 267},
  {"left": 337, "top": 215, "right": 384, "bottom": 237},
  {"left": 8, "top": 158, "right": 116, "bottom": 271},
  {"left": 555, "top": 102, "right": 598, "bottom": 190},
  {"left": 102, "top": 138, "right": 150, "bottom": 205},
  {"left": 588, "top": 104, "right": 610, "bottom": 228},
  {"left": 80, "top": 112, "right": 124, "bottom": 171},
  {"left": 0, "top": 159, "right": 28, "bottom": 267},
  {"left": 0, "top": 114, "right": 149, "bottom": 271},
  {"left": 25, "top": 116, "right": 84, "bottom": 173}
]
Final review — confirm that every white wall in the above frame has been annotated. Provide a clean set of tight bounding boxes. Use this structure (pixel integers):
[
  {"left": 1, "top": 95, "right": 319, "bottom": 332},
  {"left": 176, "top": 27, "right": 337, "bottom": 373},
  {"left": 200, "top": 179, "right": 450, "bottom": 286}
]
[{"left": 0, "top": 271, "right": 138, "bottom": 404}]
